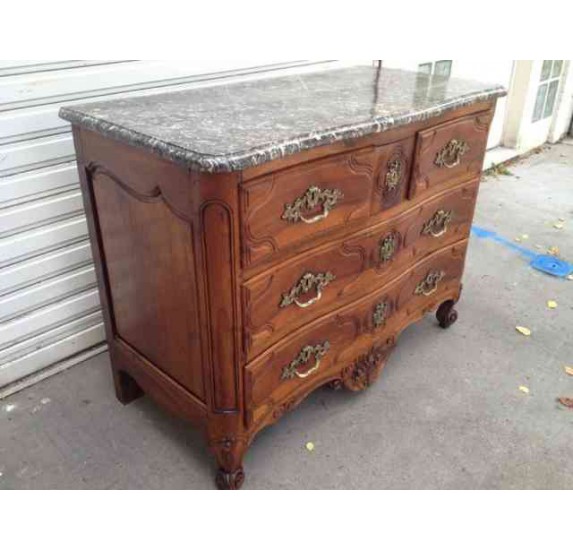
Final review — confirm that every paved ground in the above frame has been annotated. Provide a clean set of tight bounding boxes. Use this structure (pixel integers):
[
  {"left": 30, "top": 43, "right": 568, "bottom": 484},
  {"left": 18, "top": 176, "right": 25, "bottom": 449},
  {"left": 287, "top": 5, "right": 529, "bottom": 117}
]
[{"left": 1, "top": 142, "right": 572, "bottom": 490}]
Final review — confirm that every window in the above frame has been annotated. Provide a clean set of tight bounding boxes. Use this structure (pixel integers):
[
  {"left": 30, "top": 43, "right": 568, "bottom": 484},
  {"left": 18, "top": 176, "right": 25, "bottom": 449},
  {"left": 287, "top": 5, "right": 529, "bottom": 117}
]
[
  {"left": 417, "top": 60, "right": 452, "bottom": 78},
  {"left": 532, "top": 60, "right": 563, "bottom": 122}
]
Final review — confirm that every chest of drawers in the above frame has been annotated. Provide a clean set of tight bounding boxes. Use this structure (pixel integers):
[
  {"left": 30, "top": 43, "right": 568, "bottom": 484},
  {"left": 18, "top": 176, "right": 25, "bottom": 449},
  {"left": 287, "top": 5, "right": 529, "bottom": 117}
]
[{"left": 61, "top": 66, "right": 505, "bottom": 489}]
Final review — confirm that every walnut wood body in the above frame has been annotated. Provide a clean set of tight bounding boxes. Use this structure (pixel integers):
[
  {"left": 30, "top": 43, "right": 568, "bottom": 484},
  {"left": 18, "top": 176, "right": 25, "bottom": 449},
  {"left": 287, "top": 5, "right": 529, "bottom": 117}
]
[{"left": 71, "top": 99, "right": 496, "bottom": 489}]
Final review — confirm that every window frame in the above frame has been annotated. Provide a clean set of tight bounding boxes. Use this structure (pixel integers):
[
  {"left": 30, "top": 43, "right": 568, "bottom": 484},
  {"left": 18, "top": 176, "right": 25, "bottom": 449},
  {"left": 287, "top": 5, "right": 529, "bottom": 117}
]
[{"left": 532, "top": 60, "right": 563, "bottom": 123}]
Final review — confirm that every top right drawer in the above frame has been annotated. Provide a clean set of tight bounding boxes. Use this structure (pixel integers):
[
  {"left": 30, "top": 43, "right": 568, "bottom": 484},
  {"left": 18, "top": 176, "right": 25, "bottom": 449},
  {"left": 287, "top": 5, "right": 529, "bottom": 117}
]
[{"left": 410, "top": 110, "right": 493, "bottom": 198}]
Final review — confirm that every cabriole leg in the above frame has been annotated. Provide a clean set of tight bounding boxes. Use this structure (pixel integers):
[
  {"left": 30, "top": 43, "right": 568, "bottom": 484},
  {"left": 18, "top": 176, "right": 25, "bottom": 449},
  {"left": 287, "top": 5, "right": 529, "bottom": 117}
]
[{"left": 210, "top": 437, "right": 247, "bottom": 490}]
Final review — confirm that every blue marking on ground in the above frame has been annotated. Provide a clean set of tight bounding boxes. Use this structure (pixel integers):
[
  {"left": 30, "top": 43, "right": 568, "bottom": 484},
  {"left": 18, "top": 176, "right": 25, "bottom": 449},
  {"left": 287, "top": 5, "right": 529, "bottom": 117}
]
[{"left": 471, "top": 224, "right": 572, "bottom": 278}]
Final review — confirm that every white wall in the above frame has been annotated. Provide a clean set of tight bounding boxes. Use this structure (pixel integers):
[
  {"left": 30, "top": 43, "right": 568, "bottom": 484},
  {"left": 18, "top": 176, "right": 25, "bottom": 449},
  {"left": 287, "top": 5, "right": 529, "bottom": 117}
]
[{"left": 503, "top": 60, "right": 573, "bottom": 151}]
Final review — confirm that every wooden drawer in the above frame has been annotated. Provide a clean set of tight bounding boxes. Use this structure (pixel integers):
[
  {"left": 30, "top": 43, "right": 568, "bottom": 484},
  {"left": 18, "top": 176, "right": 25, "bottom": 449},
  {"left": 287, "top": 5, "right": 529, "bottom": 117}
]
[
  {"left": 242, "top": 179, "right": 478, "bottom": 360},
  {"left": 410, "top": 111, "right": 493, "bottom": 198},
  {"left": 240, "top": 149, "right": 376, "bottom": 267},
  {"left": 245, "top": 242, "right": 468, "bottom": 427},
  {"left": 240, "top": 138, "right": 415, "bottom": 268}
]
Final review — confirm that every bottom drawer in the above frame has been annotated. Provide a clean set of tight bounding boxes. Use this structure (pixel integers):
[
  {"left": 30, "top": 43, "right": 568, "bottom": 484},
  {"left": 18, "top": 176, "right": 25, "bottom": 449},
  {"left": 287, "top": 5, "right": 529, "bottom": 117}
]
[{"left": 245, "top": 241, "right": 468, "bottom": 427}]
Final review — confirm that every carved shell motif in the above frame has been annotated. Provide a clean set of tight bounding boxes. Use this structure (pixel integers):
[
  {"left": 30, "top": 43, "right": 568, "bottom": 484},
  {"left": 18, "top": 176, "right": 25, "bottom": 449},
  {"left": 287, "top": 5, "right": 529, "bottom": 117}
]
[{"left": 340, "top": 342, "right": 392, "bottom": 392}]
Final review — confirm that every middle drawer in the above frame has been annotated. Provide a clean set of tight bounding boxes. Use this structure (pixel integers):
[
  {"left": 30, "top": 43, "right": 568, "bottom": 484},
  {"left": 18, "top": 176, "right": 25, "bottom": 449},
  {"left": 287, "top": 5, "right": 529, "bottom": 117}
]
[{"left": 242, "top": 178, "right": 479, "bottom": 360}]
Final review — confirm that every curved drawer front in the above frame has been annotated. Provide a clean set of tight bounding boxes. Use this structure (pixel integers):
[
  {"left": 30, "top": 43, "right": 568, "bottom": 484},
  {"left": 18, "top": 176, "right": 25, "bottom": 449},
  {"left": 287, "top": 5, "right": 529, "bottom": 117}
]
[
  {"left": 411, "top": 111, "right": 492, "bottom": 198},
  {"left": 241, "top": 149, "right": 376, "bottom": 267},
  {"left": 244, "top": 241, "right": 468, "bottom": 427},
  {"left": 242, "top": 179, "right": 478, "bottom": 360}
]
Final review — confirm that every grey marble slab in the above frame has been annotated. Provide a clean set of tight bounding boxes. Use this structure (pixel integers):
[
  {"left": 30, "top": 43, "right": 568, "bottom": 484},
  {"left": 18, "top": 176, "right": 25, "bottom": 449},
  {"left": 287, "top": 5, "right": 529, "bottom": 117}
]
[{"left": 60, "top": 65, "right": 506, "bottom": 173}]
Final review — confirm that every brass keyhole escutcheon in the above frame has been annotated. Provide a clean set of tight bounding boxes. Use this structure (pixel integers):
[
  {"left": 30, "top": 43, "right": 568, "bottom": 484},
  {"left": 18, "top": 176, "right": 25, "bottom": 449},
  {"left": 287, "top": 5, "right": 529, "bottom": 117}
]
[
  {"left": 373, "top": 301, "right": 390, "bottom": 328},
  {"left": 384, "top": 158, "right": 402, "bottom": 194},
  {"left": 379, "top": 232, "right": 399, "bottom": 263}
]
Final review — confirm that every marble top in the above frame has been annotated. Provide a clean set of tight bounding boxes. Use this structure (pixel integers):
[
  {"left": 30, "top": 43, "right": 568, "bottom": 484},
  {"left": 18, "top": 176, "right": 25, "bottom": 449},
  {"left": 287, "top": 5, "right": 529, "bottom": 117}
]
[{"left": 60, "top": 65, "right": 506, "bottom": 173}]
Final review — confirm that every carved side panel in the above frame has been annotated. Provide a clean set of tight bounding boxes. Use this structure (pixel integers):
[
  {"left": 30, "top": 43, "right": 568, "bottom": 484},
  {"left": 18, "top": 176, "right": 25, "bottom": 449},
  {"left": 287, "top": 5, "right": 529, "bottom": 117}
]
[{"left": 89, "top": 166, "right": 205, "bottom": 401}]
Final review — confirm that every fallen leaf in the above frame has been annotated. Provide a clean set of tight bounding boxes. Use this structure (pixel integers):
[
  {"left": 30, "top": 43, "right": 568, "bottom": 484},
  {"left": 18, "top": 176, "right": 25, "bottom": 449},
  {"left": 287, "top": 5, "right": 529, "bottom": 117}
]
[
  {"left": 553, "top": 222, "right": 564, "bottom": 230},
  {"left": 557, "top": 397, "right": 573, "bottom": 409},
  {"left": 547, "top": 300, "right": 558, "bottom": 309},
  {"left": 514, "top": 237, "right": 522, "bottom": 243},
  {"left": 534, "top": 244, "right": 544, "bottom": 250},
  {"left": 305, "top": 442, "right": 315, "bottom": 452},
  {"left": 563, "top": 366, "right": 573, "bottom": 377},
  {"left": 521, "top": 234, "right": 529, "bottom": 240},
  {"left": 558, "top": 217, "right": 565, "bottom": 222},
  {"left": 519, "top": 386, "right": 530, "bottom": 394},
  {"left": 516, "top": 326, "right": 532, "bottom": 336},
  {"left": 547, "top": 246, "right": 560, "bottom": 256}
]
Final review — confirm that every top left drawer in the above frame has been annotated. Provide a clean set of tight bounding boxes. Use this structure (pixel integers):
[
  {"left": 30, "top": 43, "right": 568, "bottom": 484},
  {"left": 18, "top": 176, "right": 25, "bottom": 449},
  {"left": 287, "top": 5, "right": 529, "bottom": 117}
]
[{"left": 240, "top": 148, "right": 377, "bottom": 267}]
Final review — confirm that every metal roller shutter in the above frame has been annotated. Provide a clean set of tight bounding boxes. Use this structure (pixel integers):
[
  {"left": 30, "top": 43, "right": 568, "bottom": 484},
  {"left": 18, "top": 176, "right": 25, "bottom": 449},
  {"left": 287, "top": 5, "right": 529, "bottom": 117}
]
[{"left": 0, "top": 60, "right": 346, "bottom": 395}]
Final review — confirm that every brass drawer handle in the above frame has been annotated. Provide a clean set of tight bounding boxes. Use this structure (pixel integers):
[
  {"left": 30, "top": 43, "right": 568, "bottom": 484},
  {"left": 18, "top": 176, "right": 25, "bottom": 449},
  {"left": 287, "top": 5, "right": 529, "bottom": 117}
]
[
  {"left": 414, "top": 270, "right": 445, "bottom": 297},
  {"left": 282, "top": 186, "right": 344, "bottom": 224},
  {"left": 281, "top": 342, "right": 331, "bottom": 380},
  {"left": 280, "top": 271, "right": 335, "bottom": 309},
  {"left": 435, "top": 139, "right": 470, "bottom": 169},
  {"left": 422, "top": 209, "right": 453, "bottom": 238}
]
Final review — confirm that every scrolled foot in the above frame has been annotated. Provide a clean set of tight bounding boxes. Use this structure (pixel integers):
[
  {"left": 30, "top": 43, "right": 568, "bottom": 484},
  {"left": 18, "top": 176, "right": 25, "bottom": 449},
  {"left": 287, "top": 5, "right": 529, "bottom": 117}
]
[
  {"left": 436, "top": 300, "right": 458, "bottom": 329},
  {"left": 215, "top": 467, "right": 245, "bottom": 490}
]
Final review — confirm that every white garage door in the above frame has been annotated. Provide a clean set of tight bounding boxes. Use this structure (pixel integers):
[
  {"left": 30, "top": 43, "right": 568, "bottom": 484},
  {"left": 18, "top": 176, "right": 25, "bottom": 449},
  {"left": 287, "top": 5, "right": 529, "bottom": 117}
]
[{"left": 0, "top": 60, "right": 346, "bottom": 394}]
